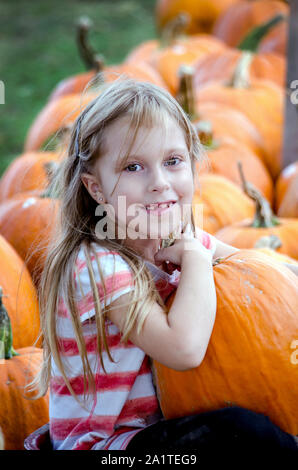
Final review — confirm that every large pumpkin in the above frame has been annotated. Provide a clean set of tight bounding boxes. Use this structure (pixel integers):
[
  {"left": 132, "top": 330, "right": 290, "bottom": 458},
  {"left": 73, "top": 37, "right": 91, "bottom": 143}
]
[
  {"left": 24, "top": 92, "right": 97, "bottom": 152},
  {"left": 0, "top": 151, "right": 60, "bottom": 202},
  {"left": 0, "top": 234, "right": 40, "bottom": 349},
  {"left": 0, "top": 191, "right": 59, "bottom": 286},
  {"left": 0, "top": 293, "right": 49, "bottom": 450},
  {"left": 192, "top": 174, "right": 254, "bottom": 234},
  {"left": 156, "top": 0, "right": 242, "bottom": 35},
  {"left": 150, "top": 33, "right": 226, "bottom": 95},
  {"left": 212, "top": 0, "right": 289, "bottom": 52},
  {"left": 153, "top": 249, "right": 298, "bottom": 435},
  {"left": 49, "top": 61, "right": 168, "bottom": 102},
  {"left": 194, "top": 14, "right": 286, "bottom": 89},
  {"left": 198, "top": 139, "right": 274, "bottom": 204}
]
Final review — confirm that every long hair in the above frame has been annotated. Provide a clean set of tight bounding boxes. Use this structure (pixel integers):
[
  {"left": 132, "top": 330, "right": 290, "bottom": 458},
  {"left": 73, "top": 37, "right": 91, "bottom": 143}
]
[{"left": 30, "top": 76, "right": 206, "bottom": 402}]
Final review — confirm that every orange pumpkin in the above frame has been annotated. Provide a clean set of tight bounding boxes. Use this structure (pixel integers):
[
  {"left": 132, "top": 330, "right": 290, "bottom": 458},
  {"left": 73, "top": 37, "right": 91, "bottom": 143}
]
[
  {"left": 0, "top": 151, "right": 60, "bottom": 202},
  {"left": 215, "top": 166, "right": 298, "bottom": 260},
  {"left": 275, "top": 161, "right": 298, "bottom": 212},
  {"left": 151, "top": 33, "right": 226, "bottom": 95},
  {"left": 49, "top": 61, "right": 168, "bottom": 102},
  {"left": 276, "top": 175, "right": 298, "bottom": 219},
  {"left": 24, "top": 92, "right": 97, "bottom": 152},
  {"left": 212, "top": 0, "right": 289, "bottom": 52},
  {"left": 191, "top": 102, "right": 265, "bottom": 161},
  {"left": 194, "top": 48, "right": 285, "bottom": 89},
  {"left": 0, "top": 192, "right": 59, "bottom": 286},
  {"left": 153, "top": 249, "right": 298, "bottom": 435},
  {"left": 156, "top": 0, "right": 242, "bottom": 35},
  {"left": 194, "top": 13, "right": 286, "bottom": 89},
  {"left": 192, "top": 174, "right": 255, "bottom": 234},
  {"left": 0, "top": 293, "right": 49, "bottom": 449},
  {"left": 198, "top": 138, "right": 274, "bottom": 204},
  {"left": 196, "top": 53, "right": 284, "bottom": 180},
  {"left": 0, "top": 234, "right": 40, "bottom": 349}
]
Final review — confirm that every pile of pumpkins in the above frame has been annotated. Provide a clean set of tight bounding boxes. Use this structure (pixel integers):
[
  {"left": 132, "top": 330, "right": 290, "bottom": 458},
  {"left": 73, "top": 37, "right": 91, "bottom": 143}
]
[{"left": 0, "top": 0, "right": 297, "bottom": 449}]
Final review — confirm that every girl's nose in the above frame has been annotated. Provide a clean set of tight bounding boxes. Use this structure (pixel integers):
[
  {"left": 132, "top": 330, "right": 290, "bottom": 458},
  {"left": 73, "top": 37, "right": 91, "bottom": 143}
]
[{"left": 148, "top": 168, "right": 170, "bottom": 192}]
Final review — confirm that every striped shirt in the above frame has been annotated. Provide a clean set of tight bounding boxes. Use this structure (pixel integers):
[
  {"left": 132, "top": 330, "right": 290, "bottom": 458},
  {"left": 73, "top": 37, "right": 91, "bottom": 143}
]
[{"left": 50, "top": 231, "right": 216, "bottom": 450}]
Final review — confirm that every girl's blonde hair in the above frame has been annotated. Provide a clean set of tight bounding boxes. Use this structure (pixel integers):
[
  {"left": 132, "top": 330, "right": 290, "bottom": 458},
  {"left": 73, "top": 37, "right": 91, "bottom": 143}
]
[{"left": 32, "top": 75, "right": 206, "bottom": 402}]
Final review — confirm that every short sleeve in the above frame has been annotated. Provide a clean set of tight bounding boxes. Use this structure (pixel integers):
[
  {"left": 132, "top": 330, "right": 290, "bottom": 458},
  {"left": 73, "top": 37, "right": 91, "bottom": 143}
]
[
  {"left": 74, "top": 243, "right": 135, "bottom": 323},
  {"left": 195, "top": 227, "right": 217, "bottom": 256}
]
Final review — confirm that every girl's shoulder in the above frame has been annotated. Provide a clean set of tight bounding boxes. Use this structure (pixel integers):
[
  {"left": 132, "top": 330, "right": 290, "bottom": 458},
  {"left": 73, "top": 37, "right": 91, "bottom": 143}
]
[
  {"left": 75, "top": 242, "right": 133, "bottom": 275},
  {"left": 71, "top": 242, "right": 135, "bottom": 324}
]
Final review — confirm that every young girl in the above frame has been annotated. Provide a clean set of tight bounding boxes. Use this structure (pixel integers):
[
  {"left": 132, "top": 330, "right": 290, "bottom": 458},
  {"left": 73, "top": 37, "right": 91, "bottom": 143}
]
[{"left": 35, "top": 78, "right": 297, "bottom": 457}]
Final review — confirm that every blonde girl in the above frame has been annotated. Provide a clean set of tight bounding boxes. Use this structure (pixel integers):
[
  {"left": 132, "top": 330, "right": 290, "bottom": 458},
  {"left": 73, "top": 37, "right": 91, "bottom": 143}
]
[{"left": 33, "top": 77, "right": 298, "bottom": 457}]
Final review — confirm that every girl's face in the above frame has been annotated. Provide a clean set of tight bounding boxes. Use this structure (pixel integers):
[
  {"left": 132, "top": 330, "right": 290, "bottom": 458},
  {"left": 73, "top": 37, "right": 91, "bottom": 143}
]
[{"left": 82, "top": 114, "right": 195, "bottom": 252}]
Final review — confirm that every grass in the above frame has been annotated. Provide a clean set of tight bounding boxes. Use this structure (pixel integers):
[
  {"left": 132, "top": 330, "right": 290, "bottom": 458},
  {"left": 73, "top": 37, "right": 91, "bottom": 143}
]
[{"left": 0, "top": 0, "right": 158, "bottom": 176}]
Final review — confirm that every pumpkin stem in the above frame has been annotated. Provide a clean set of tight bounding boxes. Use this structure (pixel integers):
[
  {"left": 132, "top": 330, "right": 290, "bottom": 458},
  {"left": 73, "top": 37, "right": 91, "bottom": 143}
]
[
  {"left": 254, "top": 235, "right": 282, "bottom": 250},
  {"left": 176, "top": 65, "right": 198, "bottom": 120},
  {"left": 226, "top": 51, "right": 254, "bottom": 89},
  {"left": 176, "top": 66, "right": 218, "bottom": 149},
  {"left": 237, "top": 161, "right": 280, "bottom": 228},
  {"left": 76, "top": 16, "right": 105, "bottom": 71},
  {"left": 0, "top": 287, "right": 19, "bottom": 360},
  {"left": 160, "top": 13, "right": 190, "bottom": 47},
  {"left": 237, "top": 14, "right": 286, "bottom": 53}
]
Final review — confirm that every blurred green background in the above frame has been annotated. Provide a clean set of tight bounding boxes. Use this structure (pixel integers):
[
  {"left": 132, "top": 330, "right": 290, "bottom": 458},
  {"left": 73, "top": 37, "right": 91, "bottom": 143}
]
[{"left": 0, "top": 0, "right": 157, "bottom": 176}]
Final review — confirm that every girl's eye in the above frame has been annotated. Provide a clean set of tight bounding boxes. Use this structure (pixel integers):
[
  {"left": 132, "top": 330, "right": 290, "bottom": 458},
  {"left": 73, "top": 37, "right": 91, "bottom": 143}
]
[
  {"left": 124, "top": 163, "right": 142, "bottom": 172},
  {"left": 165, "top": 156, "right": 181, "bottom": 166}
]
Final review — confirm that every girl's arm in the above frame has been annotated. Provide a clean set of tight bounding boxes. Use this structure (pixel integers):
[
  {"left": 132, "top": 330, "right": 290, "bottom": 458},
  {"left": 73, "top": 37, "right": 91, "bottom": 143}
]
[
  {"left": 212, "top": 237, "right": 239, "bottom": 258},
  {"left": 107, "top": 229, "right": 216, "bottom": 371}
]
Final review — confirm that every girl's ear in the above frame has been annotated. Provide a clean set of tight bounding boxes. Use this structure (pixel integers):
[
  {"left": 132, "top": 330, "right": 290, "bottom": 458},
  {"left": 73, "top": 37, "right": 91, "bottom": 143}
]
[{"left": 81, "top": 172, "right": 104, "bottom": 204}]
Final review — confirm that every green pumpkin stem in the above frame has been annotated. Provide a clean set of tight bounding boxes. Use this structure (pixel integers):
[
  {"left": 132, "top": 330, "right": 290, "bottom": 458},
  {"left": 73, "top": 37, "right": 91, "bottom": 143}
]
[
  {"left": 76, "top": 16, "right": 105, "bottom": 71},
  {"left": 237, "top": 14, "right": 286, "bottom": 53},
  {"left": 0, "top": 287, "right": 19, "bottom": 360},
  {"left": 237, "top": 161, "right": 280, "bottom": 228}
]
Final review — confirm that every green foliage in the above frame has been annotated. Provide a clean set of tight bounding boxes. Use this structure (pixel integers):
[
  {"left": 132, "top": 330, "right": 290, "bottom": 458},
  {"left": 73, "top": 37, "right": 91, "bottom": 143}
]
[{"left": 0, "top": 0, "right": 157, "bottom": 176}]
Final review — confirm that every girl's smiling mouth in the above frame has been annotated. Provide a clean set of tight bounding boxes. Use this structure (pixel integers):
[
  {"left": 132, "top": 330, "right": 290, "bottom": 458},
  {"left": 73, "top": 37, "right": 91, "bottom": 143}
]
[{"left": 145, "top": 201, "right": 177, "bottom": 214}]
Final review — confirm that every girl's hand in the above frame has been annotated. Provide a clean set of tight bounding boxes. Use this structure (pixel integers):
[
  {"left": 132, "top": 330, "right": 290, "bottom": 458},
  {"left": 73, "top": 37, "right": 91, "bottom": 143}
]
[{"left": 154, "top": 224, "right": 213, "bottom": 268}]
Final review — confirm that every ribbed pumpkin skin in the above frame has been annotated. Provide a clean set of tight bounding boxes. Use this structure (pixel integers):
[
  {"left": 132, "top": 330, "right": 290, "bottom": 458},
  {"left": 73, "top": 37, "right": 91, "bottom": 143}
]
[
  {"left": 0, "top": 235, "right": 40, "bottom": 349},
  {"left": 215, "top": 218, "right": 298, "bottom": 260},
  {"left": 153, "top": 250, "right": 298, "bottom": 435},
  {"left": 0, "top": 151, "right": 59, "bottom": 202},
  {"left": 192, "top": 174, "right": 255, "bottom": 234},
  {"left": 0, "top": 193, "right": 59, "bottom": 286},
  {"left": 0, "top": 347, "right": 49, "bottom": 450}
]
